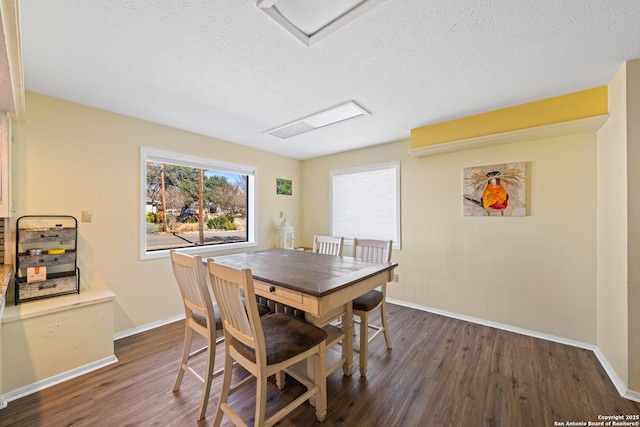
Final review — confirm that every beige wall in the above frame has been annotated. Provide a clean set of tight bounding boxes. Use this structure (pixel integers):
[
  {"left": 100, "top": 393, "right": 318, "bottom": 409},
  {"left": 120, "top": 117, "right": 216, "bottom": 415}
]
[
  {"left": 596, "top": 58, "right": 640, "bottom": 393},
  {"left": 11, "top": 92, "right": 302, "bottom": 334},
  {"left": 597, "top": 64, "right": 629, "bottom": 386},
  {"left": 626, "top": 59, "right": 640, "bottom": 391},
  {"left": 302, "top": 132, "right": 597, "bottom": 343},
  {"left": 2, "top": 292, "right": 115, "bottom": 392}
]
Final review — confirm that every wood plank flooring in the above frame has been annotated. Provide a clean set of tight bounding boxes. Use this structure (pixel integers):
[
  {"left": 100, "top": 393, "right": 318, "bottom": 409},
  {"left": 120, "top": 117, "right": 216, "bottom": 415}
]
[{"left": 1, "top": 304, "right": 638, "bottom": 426}]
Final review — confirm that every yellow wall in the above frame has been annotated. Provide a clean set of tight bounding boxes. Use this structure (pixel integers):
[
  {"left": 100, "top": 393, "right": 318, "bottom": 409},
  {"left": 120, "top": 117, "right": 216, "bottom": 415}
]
[
  {"left": 302, "top": 132, "right": 597, "bottom": 343},
  {"left": 11, "top": 92, "right": 302, "bottom": 334},
  {"left": 411, "top": 87, "right": 608, "bottom": 148}
]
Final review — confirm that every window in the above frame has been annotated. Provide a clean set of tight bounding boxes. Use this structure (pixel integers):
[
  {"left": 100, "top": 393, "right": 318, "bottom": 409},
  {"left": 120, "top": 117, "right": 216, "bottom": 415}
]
[
  {"left": 140, "top": 147, "right": 257, "bottom": 260},
  {"left": 330, "top": 162, "right": 401, "bottom": 249}
]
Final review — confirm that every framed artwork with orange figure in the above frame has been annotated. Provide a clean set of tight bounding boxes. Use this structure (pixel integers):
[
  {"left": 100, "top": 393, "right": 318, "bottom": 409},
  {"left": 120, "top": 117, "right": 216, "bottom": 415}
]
[{"left": 463, "top": 162, "right": 526, "bottom": 216}]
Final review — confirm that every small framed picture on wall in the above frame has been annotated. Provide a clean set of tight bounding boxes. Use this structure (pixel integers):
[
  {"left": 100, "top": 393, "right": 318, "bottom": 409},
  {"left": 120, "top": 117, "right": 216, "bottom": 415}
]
[{"left": 277, "top": 178, "right": 292, "bottom": 195}]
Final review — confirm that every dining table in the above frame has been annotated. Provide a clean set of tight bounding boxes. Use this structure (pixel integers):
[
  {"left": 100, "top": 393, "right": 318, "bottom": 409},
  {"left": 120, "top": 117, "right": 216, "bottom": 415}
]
[
  {"left": 204, "top": 249, "right": 397, "bottom": 420},
  {"left": 206, "top": 248, "right": 397, "bottom": 420}
]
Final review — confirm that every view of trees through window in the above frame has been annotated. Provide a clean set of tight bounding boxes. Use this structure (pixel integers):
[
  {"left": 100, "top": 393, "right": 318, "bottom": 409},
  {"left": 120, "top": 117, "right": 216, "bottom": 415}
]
[{"left": 145, "top": 161, "right": 249, "bottom": 252}]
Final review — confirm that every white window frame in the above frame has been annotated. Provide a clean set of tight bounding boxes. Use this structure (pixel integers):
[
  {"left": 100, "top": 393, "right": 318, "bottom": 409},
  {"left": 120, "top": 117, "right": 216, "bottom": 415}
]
[
  {"left": 330, "top": 161, "right": 401, "bottom": 250},
  {"left": 140, "top": 147, "right": 258, "bottom": 260}
]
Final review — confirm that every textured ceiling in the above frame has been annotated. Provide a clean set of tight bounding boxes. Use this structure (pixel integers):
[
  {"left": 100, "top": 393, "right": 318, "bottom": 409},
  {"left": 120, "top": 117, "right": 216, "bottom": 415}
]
[{"left": 18, "top": 1, "right": 640, "bottom": 160}]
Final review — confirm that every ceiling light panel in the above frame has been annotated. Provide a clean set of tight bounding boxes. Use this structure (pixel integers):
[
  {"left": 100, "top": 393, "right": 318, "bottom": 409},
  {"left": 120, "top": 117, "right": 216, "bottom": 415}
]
[
  {"left": 274, "top": 0, "right": 366, "bottom": 35},
  {"left": 265, "top": 101, "right": 370, "bottom": 139},
  {"left": 257, "top": 0, "right": 387, "bottom": 46}
]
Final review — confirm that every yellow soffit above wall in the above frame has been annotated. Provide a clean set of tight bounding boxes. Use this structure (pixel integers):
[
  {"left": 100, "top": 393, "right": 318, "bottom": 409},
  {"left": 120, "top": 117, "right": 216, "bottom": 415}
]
[{"left": 409, "top": 86, "right": 609, "bottom": 157}]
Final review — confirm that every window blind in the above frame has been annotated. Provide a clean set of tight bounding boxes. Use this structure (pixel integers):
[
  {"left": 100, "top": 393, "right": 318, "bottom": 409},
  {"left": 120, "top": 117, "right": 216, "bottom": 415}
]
[{"left": 330, "top": 162, "right": 400, "bottom": 249}]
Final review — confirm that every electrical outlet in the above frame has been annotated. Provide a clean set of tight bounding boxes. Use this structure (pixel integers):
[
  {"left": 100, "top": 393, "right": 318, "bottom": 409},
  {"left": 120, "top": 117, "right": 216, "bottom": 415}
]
[
  {"left": 394, "top": 274, "right": 400, "bottom": 282},
  {"left": 82, "top": 210, "right": 92, "bottom": 223}
]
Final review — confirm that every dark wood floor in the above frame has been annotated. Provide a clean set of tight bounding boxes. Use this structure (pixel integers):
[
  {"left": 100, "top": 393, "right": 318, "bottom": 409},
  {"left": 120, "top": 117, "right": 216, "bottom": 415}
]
[{"left": 1, "top": 304, "right": 639, "bottom": 427}]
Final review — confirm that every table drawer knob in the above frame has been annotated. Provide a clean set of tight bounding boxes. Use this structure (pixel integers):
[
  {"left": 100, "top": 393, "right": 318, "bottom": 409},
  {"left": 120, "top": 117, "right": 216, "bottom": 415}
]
[{"left": 269, "top": 286, "right": 276, "bottom": 293}]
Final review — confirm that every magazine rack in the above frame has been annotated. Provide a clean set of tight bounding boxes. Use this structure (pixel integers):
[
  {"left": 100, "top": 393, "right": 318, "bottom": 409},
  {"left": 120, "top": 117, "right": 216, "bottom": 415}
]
[{"left": 14, "top": 215, "right": 80, "bottom": 304}]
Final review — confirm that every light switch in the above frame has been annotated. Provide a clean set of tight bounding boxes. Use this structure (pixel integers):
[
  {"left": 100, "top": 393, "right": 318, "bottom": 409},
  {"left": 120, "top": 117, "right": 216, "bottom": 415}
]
[{"left": 82, "top": 210, "right": 92, "bottom": 223}]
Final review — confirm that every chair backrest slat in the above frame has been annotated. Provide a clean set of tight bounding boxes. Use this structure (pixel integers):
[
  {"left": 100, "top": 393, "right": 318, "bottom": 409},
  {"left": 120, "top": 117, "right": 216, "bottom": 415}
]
[
  {"left": 170, "top": 250, "right": 211, "bottom": 318},
  {"left": 217, "top": 276, "right": 252, "bottom": 338},
  {"left": 208, "top": 261, "right": 264, "bottom": 353},
  {"left": 312, "top": 235, "right": 344, "bottom": 256},
  {"left": 352, "top": 238, "right": 392, "bottom": 263}
]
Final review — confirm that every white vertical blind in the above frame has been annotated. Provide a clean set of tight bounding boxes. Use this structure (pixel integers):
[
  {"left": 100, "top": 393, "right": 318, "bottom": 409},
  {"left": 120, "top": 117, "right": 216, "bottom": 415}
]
[{"left": 330, "top": 162, "right": 401, "bottom": 249}]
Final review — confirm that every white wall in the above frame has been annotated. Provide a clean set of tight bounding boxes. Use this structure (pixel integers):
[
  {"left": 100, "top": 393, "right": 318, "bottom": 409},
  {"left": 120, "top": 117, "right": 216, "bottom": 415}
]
[
  {"left": 302, "top": 132, "right": 598, "bottom": 343},
  {"left": 11, "top": 92, "right": 302, "bottom": 335}
]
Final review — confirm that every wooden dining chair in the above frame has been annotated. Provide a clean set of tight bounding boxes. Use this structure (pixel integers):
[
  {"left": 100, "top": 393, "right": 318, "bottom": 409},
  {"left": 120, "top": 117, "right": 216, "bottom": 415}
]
[
  {"left": 351, "top": 238, "right": 393, "bottom": 377},
  {"left": 312, "top": 235, "right": 344, "bottom": 256},
  {"left": 170, "top": 250, "right": 225, "bottom": 421},
  {"left": 311, "top": 235, "right": 354, "bottom": 379},
  {"left": 207, "top": 259, "right": 329, "bottom": 426}
]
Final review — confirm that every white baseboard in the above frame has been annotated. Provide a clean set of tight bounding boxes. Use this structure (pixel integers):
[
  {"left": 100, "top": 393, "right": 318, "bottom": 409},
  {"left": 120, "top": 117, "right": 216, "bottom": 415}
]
[
  {"left": 624, "top": 389, "right": 640, "bottom": 403},
  {"left": 114, "top": 313, "right": 184, "bottom": 341},
  {"left": 0, "top": 355, "right": 118, "bottom": 405},
  {"left": 387, "top": 298, "right": 595, "bottom": 350},
  {"left": 593, "top": 346, "right": 628, "bottom": 398},
  {"left": 388, "top": 298, "right": 640, "bottom": 403}
]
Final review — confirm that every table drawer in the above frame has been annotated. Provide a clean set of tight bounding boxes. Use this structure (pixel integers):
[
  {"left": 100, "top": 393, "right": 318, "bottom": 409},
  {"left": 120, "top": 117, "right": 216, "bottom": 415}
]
[{"left": 254, "top": 281, "right": 303, "bottom": 305}]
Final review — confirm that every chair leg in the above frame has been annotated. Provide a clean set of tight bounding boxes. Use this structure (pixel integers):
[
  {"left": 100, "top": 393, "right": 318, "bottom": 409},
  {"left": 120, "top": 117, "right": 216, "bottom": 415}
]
[
  {"left": 380, "top": 300, "right": 392, "bottom": 350},
  {"left": 359, "top": 311, "right": 369, "bottom": 377},
  {"left": 213, "top": 351, "right": 233, "bottom": 427},
  {"left": 173, "top": 324, "right": 193, "bottom": 391},
  {"left": 275, "top": 370, "right": 286, "bottom": 389},
  {"left": 342, "top": 304, "right": 354, "bottom": 376},
  {"left": 314, "top": 342, "right": 327, "bottom": 422},
  {"left": 255, "top": 368, "right": 268, "bottom": 426},
  {"left": 196, "top": 335, "right": 216, "bottom": 421}
]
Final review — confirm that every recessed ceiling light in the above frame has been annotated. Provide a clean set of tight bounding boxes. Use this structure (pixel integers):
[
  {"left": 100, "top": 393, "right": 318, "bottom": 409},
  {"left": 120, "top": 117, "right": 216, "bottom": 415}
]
[
  {"left": 265, "top": 101, "right": 370, "bottom": 139},
  {"left": 257, "top": 0, "right": 387, "bottom": 46}
]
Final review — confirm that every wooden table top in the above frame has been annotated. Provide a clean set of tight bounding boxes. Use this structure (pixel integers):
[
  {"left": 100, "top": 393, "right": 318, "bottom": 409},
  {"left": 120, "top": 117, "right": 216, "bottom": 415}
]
[{"left": 209, "top": 249, "right": 397, "bottom": 298}]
